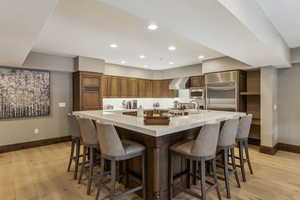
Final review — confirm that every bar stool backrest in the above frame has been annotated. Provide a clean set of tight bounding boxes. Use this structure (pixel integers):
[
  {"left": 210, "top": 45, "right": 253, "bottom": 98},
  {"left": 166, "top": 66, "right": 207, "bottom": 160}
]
[
  {"left": 218, "top": 117, "right": 239, "bottom": 147},
  {"left": 68, "top": 114, "right": 81, "bottom": 138},
  {"left": 236, "top": 114, "right": 253, "bottom": 139},
  {"left": 78, "top": 117, "right": 98, "bottom": 145},
  {"left": 95, "top": 122, "right": 126, "bottom": 157},
  {"left": 191, "top": 122, "right": 221, "bottom": 157}
]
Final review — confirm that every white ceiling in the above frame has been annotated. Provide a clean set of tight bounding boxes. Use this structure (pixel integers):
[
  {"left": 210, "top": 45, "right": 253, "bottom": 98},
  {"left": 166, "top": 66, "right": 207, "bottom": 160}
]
[
  {"left": 0, "top": 0, "right": 58, "bottom": 66},
  {"left": 99, "top": 0, "right": 290, "bottom": 67},
  {"left": 255, "top": 0, "right": 300, "bottom": 48},
  {"left": 32, "top": 0, "right": 223, "bottom": 70}
]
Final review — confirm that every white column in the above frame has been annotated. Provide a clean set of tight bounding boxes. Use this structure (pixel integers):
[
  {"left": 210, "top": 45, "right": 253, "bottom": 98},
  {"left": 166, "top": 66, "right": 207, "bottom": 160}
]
[{"left": 260, "top": 66, "right": 278, "bottom": 148}]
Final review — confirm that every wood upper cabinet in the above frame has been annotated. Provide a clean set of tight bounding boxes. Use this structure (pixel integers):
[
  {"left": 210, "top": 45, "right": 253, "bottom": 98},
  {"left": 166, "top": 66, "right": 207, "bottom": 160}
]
[
  {"left": 160, "top": 80, "right": 170, "bottom": 97},
  {"left": 101, "top": 75, "right": 109, "bottom": 97},
  {"left": 73, "top": 71, "right": 103, "bottom": 111},
  {"left": 189, "top": 76, "right": 205, "bottom": 88},
  {"left": 145, "top": 80, "right": 153, "bottom": 98},
  {"left": 138, "top": 79, "right": 146, "bottom": 97},
  {"left": 120, "top": 77, "right": 128, "bottom": 97},
  {"left": 127, "top": 78, "right": 138, "bottom": 97},
  {"left": 152, "top": 80, "right": 161, "bottom": 98},
  {"left": 110, "top": 76, "right": 121, "bottom": 97}
]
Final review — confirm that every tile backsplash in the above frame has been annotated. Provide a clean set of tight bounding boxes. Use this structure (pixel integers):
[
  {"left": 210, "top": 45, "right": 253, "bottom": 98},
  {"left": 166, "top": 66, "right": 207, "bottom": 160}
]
[{"left": 103, "top": 89, "right": 192, "bottom": 110}]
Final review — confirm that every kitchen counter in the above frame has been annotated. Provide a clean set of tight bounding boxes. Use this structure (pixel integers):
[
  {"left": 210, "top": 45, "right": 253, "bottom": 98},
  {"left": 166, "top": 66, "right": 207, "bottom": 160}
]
[{"left": 73, "top": 109, "right": 245, "bottom": 137}]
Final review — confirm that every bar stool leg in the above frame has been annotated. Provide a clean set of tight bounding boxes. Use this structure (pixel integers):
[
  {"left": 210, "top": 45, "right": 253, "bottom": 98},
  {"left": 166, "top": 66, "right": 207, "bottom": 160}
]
[
  {"left": 212, "top": 158, "right": 222, "bottom": 200},
  {"left": 110, "top": 159, "right": 117, "bottom": 199},
  {"left": 74, "top": 140, "right": 80, "bottom": 180},
  {"left": 142, "top": 154, "right": 146, "bottom": 200},
  {"left": 87, "top": 147, "right": 95, "bottom": 195},
  {"left": 67, "top": 139, "right": 75, "bottom": 172},
  {"left": 223, "top": 149, "right": 231, "bottom": 199},
  {"left": 200, "top": 159, "right": 206, "bottom": 200},
  {"left": 78, "top": 146, "right": 87, "bottom": 184},
  {"left": 244, "top": 141, "right": 253, "bottom": 175},
  {"left": 230, "top": 148, "right": 241, "bottom": 188},
  {"left": 169, "top": 152, "right": 174, "bottom": 200},
  {"left": 187, "top": 159, "right": 192, "bottom": 188},
  {"left": 238, "top": 141, "right": 247, "bottom": 182}
]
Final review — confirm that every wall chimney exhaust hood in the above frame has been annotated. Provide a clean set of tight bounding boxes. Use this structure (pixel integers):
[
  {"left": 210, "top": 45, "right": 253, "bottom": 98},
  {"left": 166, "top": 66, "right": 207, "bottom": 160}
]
[{"left": 169, "top": 77, "right": 189, "bottom": 90}]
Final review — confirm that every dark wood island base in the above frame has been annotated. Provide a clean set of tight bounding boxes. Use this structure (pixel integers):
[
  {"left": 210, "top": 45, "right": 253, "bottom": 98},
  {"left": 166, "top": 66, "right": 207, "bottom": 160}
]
[{"left": 116, "top": 126, "right": 201, "bottom": 200}]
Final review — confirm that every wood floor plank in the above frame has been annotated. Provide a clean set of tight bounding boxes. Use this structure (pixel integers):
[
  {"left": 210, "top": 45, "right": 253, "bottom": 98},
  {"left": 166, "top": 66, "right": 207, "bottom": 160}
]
[{"left": 0, "top": 143, "right": 299, "bottom": 200}]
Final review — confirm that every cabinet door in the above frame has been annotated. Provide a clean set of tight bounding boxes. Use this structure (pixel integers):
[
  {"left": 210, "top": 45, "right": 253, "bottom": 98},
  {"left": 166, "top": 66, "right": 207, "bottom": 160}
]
[
  {"left": 120, "top": 77, "right": 128, "bottom": 97},
  {"left": 82, "top": 91, "right": 102, "bottom": 110},
  {"left": 128, "top": 78, "right": 138, "bottom": 97},
  {"left": 101, "top": 75, "right": 109, "bottom": 97},
  {"left": 138, "top": 79, "right": 146, "bottom": 97},
  {"left": 152, "top": 80, "right": 161, "bottom": 98},
  {"left": 190, "top": 76, "right": 204, "bottom": 88},
  {"left": 160, "top": 80, "right": 170, "bottom": 97},
  {"left": 145, "top": 80, "right": 153, "bottom": 98},
  {"left": 110, "top": 76, "right": 121, "bottom": 97}
]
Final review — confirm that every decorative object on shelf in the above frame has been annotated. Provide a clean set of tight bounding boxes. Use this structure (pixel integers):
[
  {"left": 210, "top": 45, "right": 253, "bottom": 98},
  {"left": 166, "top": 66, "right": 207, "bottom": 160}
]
[{"left": 0, "top": 67, "right": 50, "bottom": 119}]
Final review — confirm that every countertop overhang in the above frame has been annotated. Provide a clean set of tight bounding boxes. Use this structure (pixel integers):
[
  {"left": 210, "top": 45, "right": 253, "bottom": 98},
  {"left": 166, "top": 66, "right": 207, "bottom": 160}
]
[{"left": 73, "top": 110, "right": 245, "bottom": 137}]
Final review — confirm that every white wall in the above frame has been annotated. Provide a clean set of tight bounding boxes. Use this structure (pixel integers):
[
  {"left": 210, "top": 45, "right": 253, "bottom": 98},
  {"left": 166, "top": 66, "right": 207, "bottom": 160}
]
[{"left": 277, "top": 64, "right": 300, "bottom": 146}]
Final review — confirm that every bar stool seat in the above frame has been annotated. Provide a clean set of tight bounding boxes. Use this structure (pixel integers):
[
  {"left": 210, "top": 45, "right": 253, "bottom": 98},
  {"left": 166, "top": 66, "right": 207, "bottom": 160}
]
[
  {"left": 122, "top": 139, "right": 145, "bottom": 156},
  {"left": 170, "top": 140, "right": 195, "bottom": 156}
]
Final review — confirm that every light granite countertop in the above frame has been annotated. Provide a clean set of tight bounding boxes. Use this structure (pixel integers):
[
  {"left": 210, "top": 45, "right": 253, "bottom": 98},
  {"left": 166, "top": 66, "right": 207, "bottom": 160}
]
[{"left": 73, "top": 110, "right": 245, "bottom": 137}]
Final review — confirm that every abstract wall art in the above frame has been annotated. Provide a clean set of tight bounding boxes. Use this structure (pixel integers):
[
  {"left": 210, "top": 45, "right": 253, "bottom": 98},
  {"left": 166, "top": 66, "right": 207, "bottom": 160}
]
[{"left": 0, "top": 67, "right": 50, "bottom": 120}]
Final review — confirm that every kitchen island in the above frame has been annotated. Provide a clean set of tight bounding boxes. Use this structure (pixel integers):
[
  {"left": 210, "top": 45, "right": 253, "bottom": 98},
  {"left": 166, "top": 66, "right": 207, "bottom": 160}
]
[{"left": 74, "top": 110, "right": 244, "bottom": 200}]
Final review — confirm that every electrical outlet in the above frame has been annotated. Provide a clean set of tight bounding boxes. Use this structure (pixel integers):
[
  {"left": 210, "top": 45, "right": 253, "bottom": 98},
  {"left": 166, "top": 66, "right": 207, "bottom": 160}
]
[
  {"left": 58, "top": 102, "right": 66, "bottom": 107},
  {"left": 34, "top": 128, "right": 39, "bottom": 134}
]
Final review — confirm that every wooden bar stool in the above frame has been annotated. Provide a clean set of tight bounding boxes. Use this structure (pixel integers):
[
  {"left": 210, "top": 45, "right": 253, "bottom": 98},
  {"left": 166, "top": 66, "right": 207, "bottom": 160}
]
[
  {"left": 217, "top": 117, "right": 241, "bottom": 199},
  {"left": 169, "top": 122, "right": 222, "bottom": 200},
  {"left": 67, "top": 113, "right": 82, "bottom": 180},
  {"left": 77, "top": 117, "right": 102, "bottom": 195},
  {"left": 95, "top": 121, "right": 146, "bottom": 200},
  {"left": 236, "top": 114, "right": 253, "bottom": 182}
]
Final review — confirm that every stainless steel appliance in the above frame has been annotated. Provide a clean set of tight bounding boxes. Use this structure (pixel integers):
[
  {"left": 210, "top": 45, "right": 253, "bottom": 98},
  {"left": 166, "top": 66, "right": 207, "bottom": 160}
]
[
  {"left": 190, "top": 88, "right": 205, "bottom": 99},
  {"left": 205, "top": 71, "right": 239, "bottom": 111}
]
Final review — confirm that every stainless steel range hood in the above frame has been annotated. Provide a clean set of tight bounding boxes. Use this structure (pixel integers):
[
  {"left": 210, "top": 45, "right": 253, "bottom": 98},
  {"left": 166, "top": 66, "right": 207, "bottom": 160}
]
[{"left": 169, "top": 77, "right": 189, "bottom": 90}]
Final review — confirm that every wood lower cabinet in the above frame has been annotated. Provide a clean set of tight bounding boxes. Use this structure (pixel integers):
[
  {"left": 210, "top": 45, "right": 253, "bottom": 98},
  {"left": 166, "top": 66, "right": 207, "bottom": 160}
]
[{"left": 73, "top": 71, "right": 103, "bottom": 111}]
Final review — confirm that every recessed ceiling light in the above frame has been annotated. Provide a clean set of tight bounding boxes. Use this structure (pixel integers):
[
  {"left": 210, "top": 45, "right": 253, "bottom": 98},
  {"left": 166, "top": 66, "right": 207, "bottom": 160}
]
[
  {"left": 168, "top": 46, "right": 176, "bottom": 51},
  {"left": 144, "top": 65, "right": 148, "bottom": 68},
  {"left": 139, "top": 55, "right": 146, "bottom": 59},
  {"left": 121, "top": 60, "right": 126, "bottom": 64},
  {"left": 198, "top": 55, "right": 205, "bottom": 59},
  {"left": 110, "top": 43, "right": 118, "bottom": 48},
  {"left": 169, "top": 62, "right": 174, "bottom": 65},
  {"left": 147, "top": 23, "right": 158, "bottom": 30}
]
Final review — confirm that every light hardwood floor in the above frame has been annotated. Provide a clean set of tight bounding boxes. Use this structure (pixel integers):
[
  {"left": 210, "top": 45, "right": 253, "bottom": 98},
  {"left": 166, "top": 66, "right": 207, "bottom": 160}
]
[{"left": 0, "top": 142, "right": 300, "bottom": 200}]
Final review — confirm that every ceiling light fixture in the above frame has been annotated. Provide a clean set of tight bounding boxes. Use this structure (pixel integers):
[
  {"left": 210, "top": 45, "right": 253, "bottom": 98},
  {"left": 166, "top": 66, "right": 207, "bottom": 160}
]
[
  {"left": 121, "top": 60, "right": 126, "bottom": 64},
  {"left": 198, "top": 55, "right": 205, "bottom": 59},
  {"left": 147, "top": 23, "right": 158, "bottom": 30},
  {"left": 110, "top": 43, "right": 118, "bottom": 48},
  {"left": 169, "top": 62, "right": 174, "bottom": 65},
  {"left": 139, "top": 55, "right": 146, "bottom": 59},
  {"left": 144, "top": 65, "right": 148, "bottom": 68},
  {"left": 168, "top": 46, "right": 176, "bottom": 51}
]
